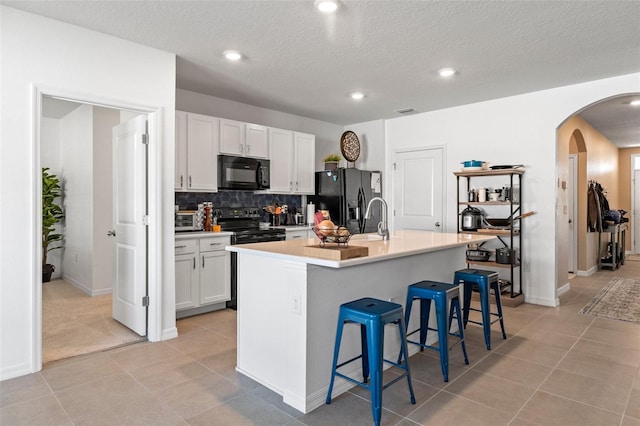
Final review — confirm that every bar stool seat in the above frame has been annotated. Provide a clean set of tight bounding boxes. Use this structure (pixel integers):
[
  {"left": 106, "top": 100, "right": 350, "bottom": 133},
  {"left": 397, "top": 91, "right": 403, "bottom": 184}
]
[
  {"left": 403, "top": 280, "right": 469, "bottom": 382},
  {"left": 454, "top": 268, "right": 507, "bottom": 350},
  {"left": 326, "top": 297, "right": 416, "bottom": 426}
]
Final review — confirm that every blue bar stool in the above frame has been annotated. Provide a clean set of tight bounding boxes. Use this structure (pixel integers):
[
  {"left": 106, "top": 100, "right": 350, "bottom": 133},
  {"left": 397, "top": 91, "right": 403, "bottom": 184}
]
[
  {"left": 403, "top": 280, "right": 469, "bottom": 382},
  {"left": 454, "top": 268, "right": 507, "bottom": 350},
  {"left": 326, "top": 297, "right": 416, "bottom": 426}
]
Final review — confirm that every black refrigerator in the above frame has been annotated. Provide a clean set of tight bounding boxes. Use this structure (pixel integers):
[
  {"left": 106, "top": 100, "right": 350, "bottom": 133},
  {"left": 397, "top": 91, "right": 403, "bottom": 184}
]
[{"left": 309, "top": 168, "right": 382, "bottom": 234}]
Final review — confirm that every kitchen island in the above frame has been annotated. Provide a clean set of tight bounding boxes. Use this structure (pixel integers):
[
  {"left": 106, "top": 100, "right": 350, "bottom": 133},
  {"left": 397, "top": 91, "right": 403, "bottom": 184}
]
[{"left": 227, "top": 230, "right": 494, "bottom": 413}]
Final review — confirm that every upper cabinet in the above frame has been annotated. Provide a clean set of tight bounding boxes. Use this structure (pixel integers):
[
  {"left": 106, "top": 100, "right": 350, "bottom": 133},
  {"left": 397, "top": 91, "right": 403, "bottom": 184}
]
[
  {"left": 219, "top": 119, "right": 268, "bottom": 159},
  {"left": 268, "top": 128, "right": 315, "bottom": 194},
  {"left": 176, "top": 111, "right": 219, "bottom": 192}
]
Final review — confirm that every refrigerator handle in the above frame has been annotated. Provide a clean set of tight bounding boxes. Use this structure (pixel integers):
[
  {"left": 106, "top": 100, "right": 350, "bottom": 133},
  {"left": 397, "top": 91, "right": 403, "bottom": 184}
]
[{"left": 358, "top": 187, "right": 366, "bottom": 233}]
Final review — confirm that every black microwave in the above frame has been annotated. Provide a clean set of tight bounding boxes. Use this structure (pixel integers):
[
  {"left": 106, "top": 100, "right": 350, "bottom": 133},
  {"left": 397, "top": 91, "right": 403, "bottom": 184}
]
[{"left": 218, "top": 155, "right": 270, "bottom": 190}]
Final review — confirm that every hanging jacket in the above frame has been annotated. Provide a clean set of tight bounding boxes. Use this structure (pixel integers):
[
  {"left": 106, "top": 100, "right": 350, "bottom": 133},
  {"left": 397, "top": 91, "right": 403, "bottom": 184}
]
[{"left": 587, "top": 183, "right": 601, "bottom": 232}]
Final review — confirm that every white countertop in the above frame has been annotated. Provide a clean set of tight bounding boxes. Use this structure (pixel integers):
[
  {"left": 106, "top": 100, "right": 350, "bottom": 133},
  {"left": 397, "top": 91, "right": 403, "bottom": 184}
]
[
  {"left": 227, "top": 229, "right": 495, "bottom": 268},
  {"left": 175, "top": 231, "right": 234, "bottom": 240}
]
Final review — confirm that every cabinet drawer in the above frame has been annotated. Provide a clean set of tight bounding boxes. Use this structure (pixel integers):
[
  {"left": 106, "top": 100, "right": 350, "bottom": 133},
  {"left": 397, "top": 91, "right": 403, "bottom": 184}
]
[
  {"left": 200, "top": 236, "right": 231, "bottom": 252},
  {"left": 175, "top": 239, "right": 198, "bottom": 255}
]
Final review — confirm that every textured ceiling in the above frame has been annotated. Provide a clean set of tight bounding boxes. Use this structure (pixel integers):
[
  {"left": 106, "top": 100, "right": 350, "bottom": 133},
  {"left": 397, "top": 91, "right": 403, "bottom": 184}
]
[{"left": 6, "top": 1, "right": 640, "bottom": 145}]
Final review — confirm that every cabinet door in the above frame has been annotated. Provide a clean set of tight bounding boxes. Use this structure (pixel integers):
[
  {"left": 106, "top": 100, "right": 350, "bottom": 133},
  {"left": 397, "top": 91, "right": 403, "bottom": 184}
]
[
  {"left": 286, "top": 229, "right": 311, "bottom": 241},
  {"left": 200, "top": 251, "right": 231, "bottom": 305},
  {"left": 175, "top": 253, "right": 198, "bottom": 310},
  {"left": 175, "top": 111, "right": 187, "bottom": 190},
  {"left": 187, "top": 114, "right": 219, "bottom": 191},
  {"left": 245, "top": 123, "right": 268, "bottom": 159},
  {"left": 268, "top": 128, "right": 294, "bottom": 193},
  {"left": 219, "top": 118, "right": 245, "bottom": 156},
  {"left": 293, "top": 132, "right": 315, "bottom": 194}
]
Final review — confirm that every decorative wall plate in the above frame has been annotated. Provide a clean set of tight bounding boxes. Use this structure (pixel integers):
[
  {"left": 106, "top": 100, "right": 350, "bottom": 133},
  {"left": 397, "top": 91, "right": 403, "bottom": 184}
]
[{"left": 340, "top": 130, "right": 360, "bottom": 162}]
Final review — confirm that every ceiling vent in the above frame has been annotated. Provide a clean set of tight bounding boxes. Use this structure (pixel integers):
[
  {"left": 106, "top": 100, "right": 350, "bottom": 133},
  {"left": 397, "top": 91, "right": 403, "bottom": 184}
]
[{"left": 394, "top": 107, "right": 415, "bottom": 114}]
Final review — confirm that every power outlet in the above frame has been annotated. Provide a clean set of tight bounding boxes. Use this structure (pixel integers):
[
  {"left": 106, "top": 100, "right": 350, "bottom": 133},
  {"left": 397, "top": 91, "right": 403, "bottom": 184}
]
[{"left": 292, "top": 294, "right": 301, "bottom": 315}]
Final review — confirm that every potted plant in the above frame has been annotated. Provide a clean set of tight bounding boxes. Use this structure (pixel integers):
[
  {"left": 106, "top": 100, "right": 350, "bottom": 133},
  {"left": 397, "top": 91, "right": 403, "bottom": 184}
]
[
  {"left": 323, "top": 153, "right": 341, "bottom": 171},
  {"left": 42, "top": 167, "right": 64, "bottom": 282}
]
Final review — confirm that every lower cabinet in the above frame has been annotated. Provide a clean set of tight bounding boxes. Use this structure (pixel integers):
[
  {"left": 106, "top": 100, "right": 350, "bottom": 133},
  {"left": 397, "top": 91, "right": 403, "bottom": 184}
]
[
  {"left": 175, "top": 235, "right": 231, "bottom": 316},
  {"left": 285, "top": 228, "right": 313, "bottom": 241}
]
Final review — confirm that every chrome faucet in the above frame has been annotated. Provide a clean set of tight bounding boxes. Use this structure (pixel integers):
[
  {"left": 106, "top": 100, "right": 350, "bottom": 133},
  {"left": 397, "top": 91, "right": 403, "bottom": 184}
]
[{"left": 364, "top": 197, "right": 389, "bottom": 240}]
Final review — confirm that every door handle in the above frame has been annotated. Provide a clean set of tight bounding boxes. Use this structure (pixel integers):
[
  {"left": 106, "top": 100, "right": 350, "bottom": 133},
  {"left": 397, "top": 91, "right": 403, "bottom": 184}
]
[
  {"left": 435, "top": 222, "right": 441, "bottom": 232},
  {"left": 107, "top": 230, "right": 116, "bottom": 237}
]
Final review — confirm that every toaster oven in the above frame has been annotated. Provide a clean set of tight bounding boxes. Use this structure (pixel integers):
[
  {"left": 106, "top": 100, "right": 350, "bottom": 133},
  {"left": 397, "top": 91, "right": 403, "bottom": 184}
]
[{"left": 175, "top": 210, "right": 201, "bottom": 231}]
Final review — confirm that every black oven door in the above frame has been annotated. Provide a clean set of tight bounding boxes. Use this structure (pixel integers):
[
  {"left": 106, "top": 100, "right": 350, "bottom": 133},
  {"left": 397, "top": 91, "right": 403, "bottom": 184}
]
[{"left": 218, "top": 155, "right": 260, "bottom": 190}]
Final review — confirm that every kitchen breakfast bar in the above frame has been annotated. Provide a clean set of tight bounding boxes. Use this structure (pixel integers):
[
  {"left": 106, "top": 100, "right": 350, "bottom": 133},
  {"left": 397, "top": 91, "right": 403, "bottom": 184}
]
[{"left": 227, "top": 230, "right": 495, "bottom": 413}]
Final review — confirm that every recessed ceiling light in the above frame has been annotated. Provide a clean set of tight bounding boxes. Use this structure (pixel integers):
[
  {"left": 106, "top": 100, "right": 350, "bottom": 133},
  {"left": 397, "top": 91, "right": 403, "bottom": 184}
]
[
  {"left": 630, "top": 100, "right": 640, "bottom": 107},
  {"left": 350, "top": 92, "right": 365, "bottom": 100},
  {"left": 315, "top": 0, "right": 338, "bottom": 13},
  {"left": 223, "top": 50, "right": 242, "bottom": 61},
  {"left": 438, "top": 68, "right": 456, "bottom": 77}
]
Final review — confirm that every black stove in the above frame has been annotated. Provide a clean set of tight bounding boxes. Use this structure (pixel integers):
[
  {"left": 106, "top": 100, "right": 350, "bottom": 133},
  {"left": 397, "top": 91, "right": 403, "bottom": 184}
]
[
  {"left": 216, "top": 207, "right": 286, "bottom": 244},
  {"left": 219, "top": 207, "right": 286, "bottom": 310}
]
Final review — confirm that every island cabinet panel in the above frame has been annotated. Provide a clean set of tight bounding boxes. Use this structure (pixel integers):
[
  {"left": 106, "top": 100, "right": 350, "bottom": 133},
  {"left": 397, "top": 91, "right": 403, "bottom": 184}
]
[{"left": 230, "top": 230, "right": 495, "bottom": 414}]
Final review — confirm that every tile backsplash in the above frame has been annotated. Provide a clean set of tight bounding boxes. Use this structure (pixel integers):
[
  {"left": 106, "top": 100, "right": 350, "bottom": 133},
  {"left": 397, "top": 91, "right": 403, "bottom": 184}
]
[{"left": 175, "top": 191, "right": 303, "bottom": 222}]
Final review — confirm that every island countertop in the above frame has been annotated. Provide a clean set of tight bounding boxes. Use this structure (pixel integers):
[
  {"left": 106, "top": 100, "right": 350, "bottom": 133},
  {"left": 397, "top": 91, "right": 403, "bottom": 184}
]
[{"left": 226, "top": 229, "right": 495, "bottom": 268}]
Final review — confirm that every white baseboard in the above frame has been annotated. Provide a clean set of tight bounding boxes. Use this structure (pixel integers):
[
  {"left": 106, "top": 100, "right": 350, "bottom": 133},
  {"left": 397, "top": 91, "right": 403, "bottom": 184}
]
[
  {"left": 0, "top": 361, "right": 34, "bottom": 382},
  {"left": 576, "top": 266, "right": 597, "bottom": 277},
  {"left": 161, "top": 327, "right": 178, "bottom": 341},
  {"left": 524, "top": 295, "right": 557, "bottom": 307},
  {"left": 62, "top": 275, "right": 112, "bottom": 296}
]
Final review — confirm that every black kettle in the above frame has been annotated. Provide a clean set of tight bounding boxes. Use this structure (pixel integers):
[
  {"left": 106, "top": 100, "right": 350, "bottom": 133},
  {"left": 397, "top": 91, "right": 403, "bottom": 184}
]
[{"left": 461, "top": 207, "right": 483, "bottom": 231}]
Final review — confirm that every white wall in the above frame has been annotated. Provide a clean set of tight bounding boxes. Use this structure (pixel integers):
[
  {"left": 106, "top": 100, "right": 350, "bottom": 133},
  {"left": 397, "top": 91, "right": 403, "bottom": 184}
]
[
  {"left": 177, "top": 89, "right": 343, "bottom": 171},
  {"left": 60, "top": 104, "right": 94, "bottom": 291},
  {"left": 342, "top": 119, "right": 385, "bottom": 173},
  {"left": 385, "top": 73, "right": 640, "bottom": 307},
  {"left": 0, "top": 6, "right": 176, "bottom": 380}
]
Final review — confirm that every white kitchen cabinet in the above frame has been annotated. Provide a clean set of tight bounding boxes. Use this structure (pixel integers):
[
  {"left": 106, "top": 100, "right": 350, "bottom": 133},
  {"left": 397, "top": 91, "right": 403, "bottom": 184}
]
[
  {"left": 199, "top": 236, "right": 231, "bottom": 305},
  {"left": 175, "top": 111, "right": 188, "bottom": 190},
  {"left": 175, "top": 234, "right": 231, "bottom": 316},
  {"left": 268, "top": 128, "right": 315, "bottom": 194},
  {"left": 285, "top": 228, "right": 313, "bottom": 241},
  {"left": 176, "top": 112, "right": 219, "bottom": 192},
  {"left": 219, "top": 119, "right": 268, "bottom": 159},
  {"left": 245, "top": 123, "right": 269, "bottom": 158},
  {"left": 293, "top": 132, "right": 315, "bottom": 194},
  {"left": 174, "top": 239, "right": 199, "bottom": 310}
]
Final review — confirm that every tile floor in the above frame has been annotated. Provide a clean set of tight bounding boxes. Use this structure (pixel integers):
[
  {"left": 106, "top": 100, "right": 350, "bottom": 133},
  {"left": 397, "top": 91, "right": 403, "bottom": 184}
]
[{"left": 2, "top": 264, "right": 640, "bottom": 425}]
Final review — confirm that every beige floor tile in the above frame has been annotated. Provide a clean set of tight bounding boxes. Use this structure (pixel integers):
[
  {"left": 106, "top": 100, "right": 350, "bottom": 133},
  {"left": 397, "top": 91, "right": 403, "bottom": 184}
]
[
  {"left": 623, "top": 415, "right": 640, "bottom": 426},
  {"left": 495, "top": 336, "right": 570, "bottom": 367},
  {"left": 581, "top": 325, "right": 640, "bottom": 350},
  {"left": 107, "top": 341, "right": 182, "bottom": 371},
  {"left": 155, "top": 372, "right": 244, "bottom": 419},
  {"left": 407, "top": 390, "right": 513, "bottom": 425},
  {"left": 186, "top": 392, "right": 299, "bottom": 426},
  {"left": 129, "top": 353, "right": 211, "bottom": 393},
  {"left": 556, "top": 349, "right": 638, "bottom": 388},
  {"left": 540, "top": 368, "right": 630, "bottom": 413},
  {"left": 517, "top": 391, "right": 622, "bottom": 425},
  {"left": 41, "top": 353, "right": 124, "bottom": 391},
  {"left": 299, "top": 391, "right": 403, "bottom": 426},
  {"left": 444, "top": 369, "right": 535, "bottom": 415},
  {"left": 56, "top": 372, "right": 150, "bottom": 422},
  {"left": 515, "top": 326, "right": 580, "bottom": 349},
  {"left": 0, "top": 394, "right": 72, "bottom": 426},
  {"left": 523, "top": 314, "right": 593, "bottom": 337},
  {"left": 571, "top": 338, "right": 640, "bottom": 367},
  {"left": 472, "top": 352, "right": 553, "bottom": 388},
  {"left": 0, "top": 373, "right": 51, "bottom": 408},
  {"left": 627, "top": 388, "right": 640, "bottom": 419},
  {"left": 73, "top": 393, "right": 186, "bottom": 426},
  {"left": 189, "top": 343, "right": 237, "bottom": 375},
  {"left": 164, "top": 329, "right": 232, "bottom": 355},
  {"left": 407, "top": 352, "right": 474, "bottom": 389},
  {"left": 175, "top": 317, "right": 207, "bottom": 335},
  {"left": 347, "top": 368, "right": 439, "bottom": 417}
]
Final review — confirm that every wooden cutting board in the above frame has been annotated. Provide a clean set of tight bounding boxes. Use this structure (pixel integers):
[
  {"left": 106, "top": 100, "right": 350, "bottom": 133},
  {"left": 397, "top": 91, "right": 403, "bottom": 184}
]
[{"left": 303, "top": 244, "right": 369, "bottom": 260}]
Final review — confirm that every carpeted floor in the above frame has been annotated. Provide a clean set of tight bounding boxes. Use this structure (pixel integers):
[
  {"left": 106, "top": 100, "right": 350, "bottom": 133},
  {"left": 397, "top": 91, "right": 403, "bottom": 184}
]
[
  {"left": 42, "top": 279, "right": 145, "bottom": 364},
  {"left": 579, "top": 276, "right": 640, "bottom": 324}
]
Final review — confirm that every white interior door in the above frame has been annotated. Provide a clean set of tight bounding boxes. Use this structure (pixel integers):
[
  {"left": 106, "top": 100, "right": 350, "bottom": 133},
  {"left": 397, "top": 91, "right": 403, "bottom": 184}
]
[
  {"left": 111, "top": 115, "right": 147, "bottom": 336},
  {"left": 393, "top": 148, "right": 444, "bottom": 231},
  {"left": 568, "top": 155, "right": 577, "bottom": 272},
  {"left": 634, "top": 169, "right": 640, "bottom": 254}
]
